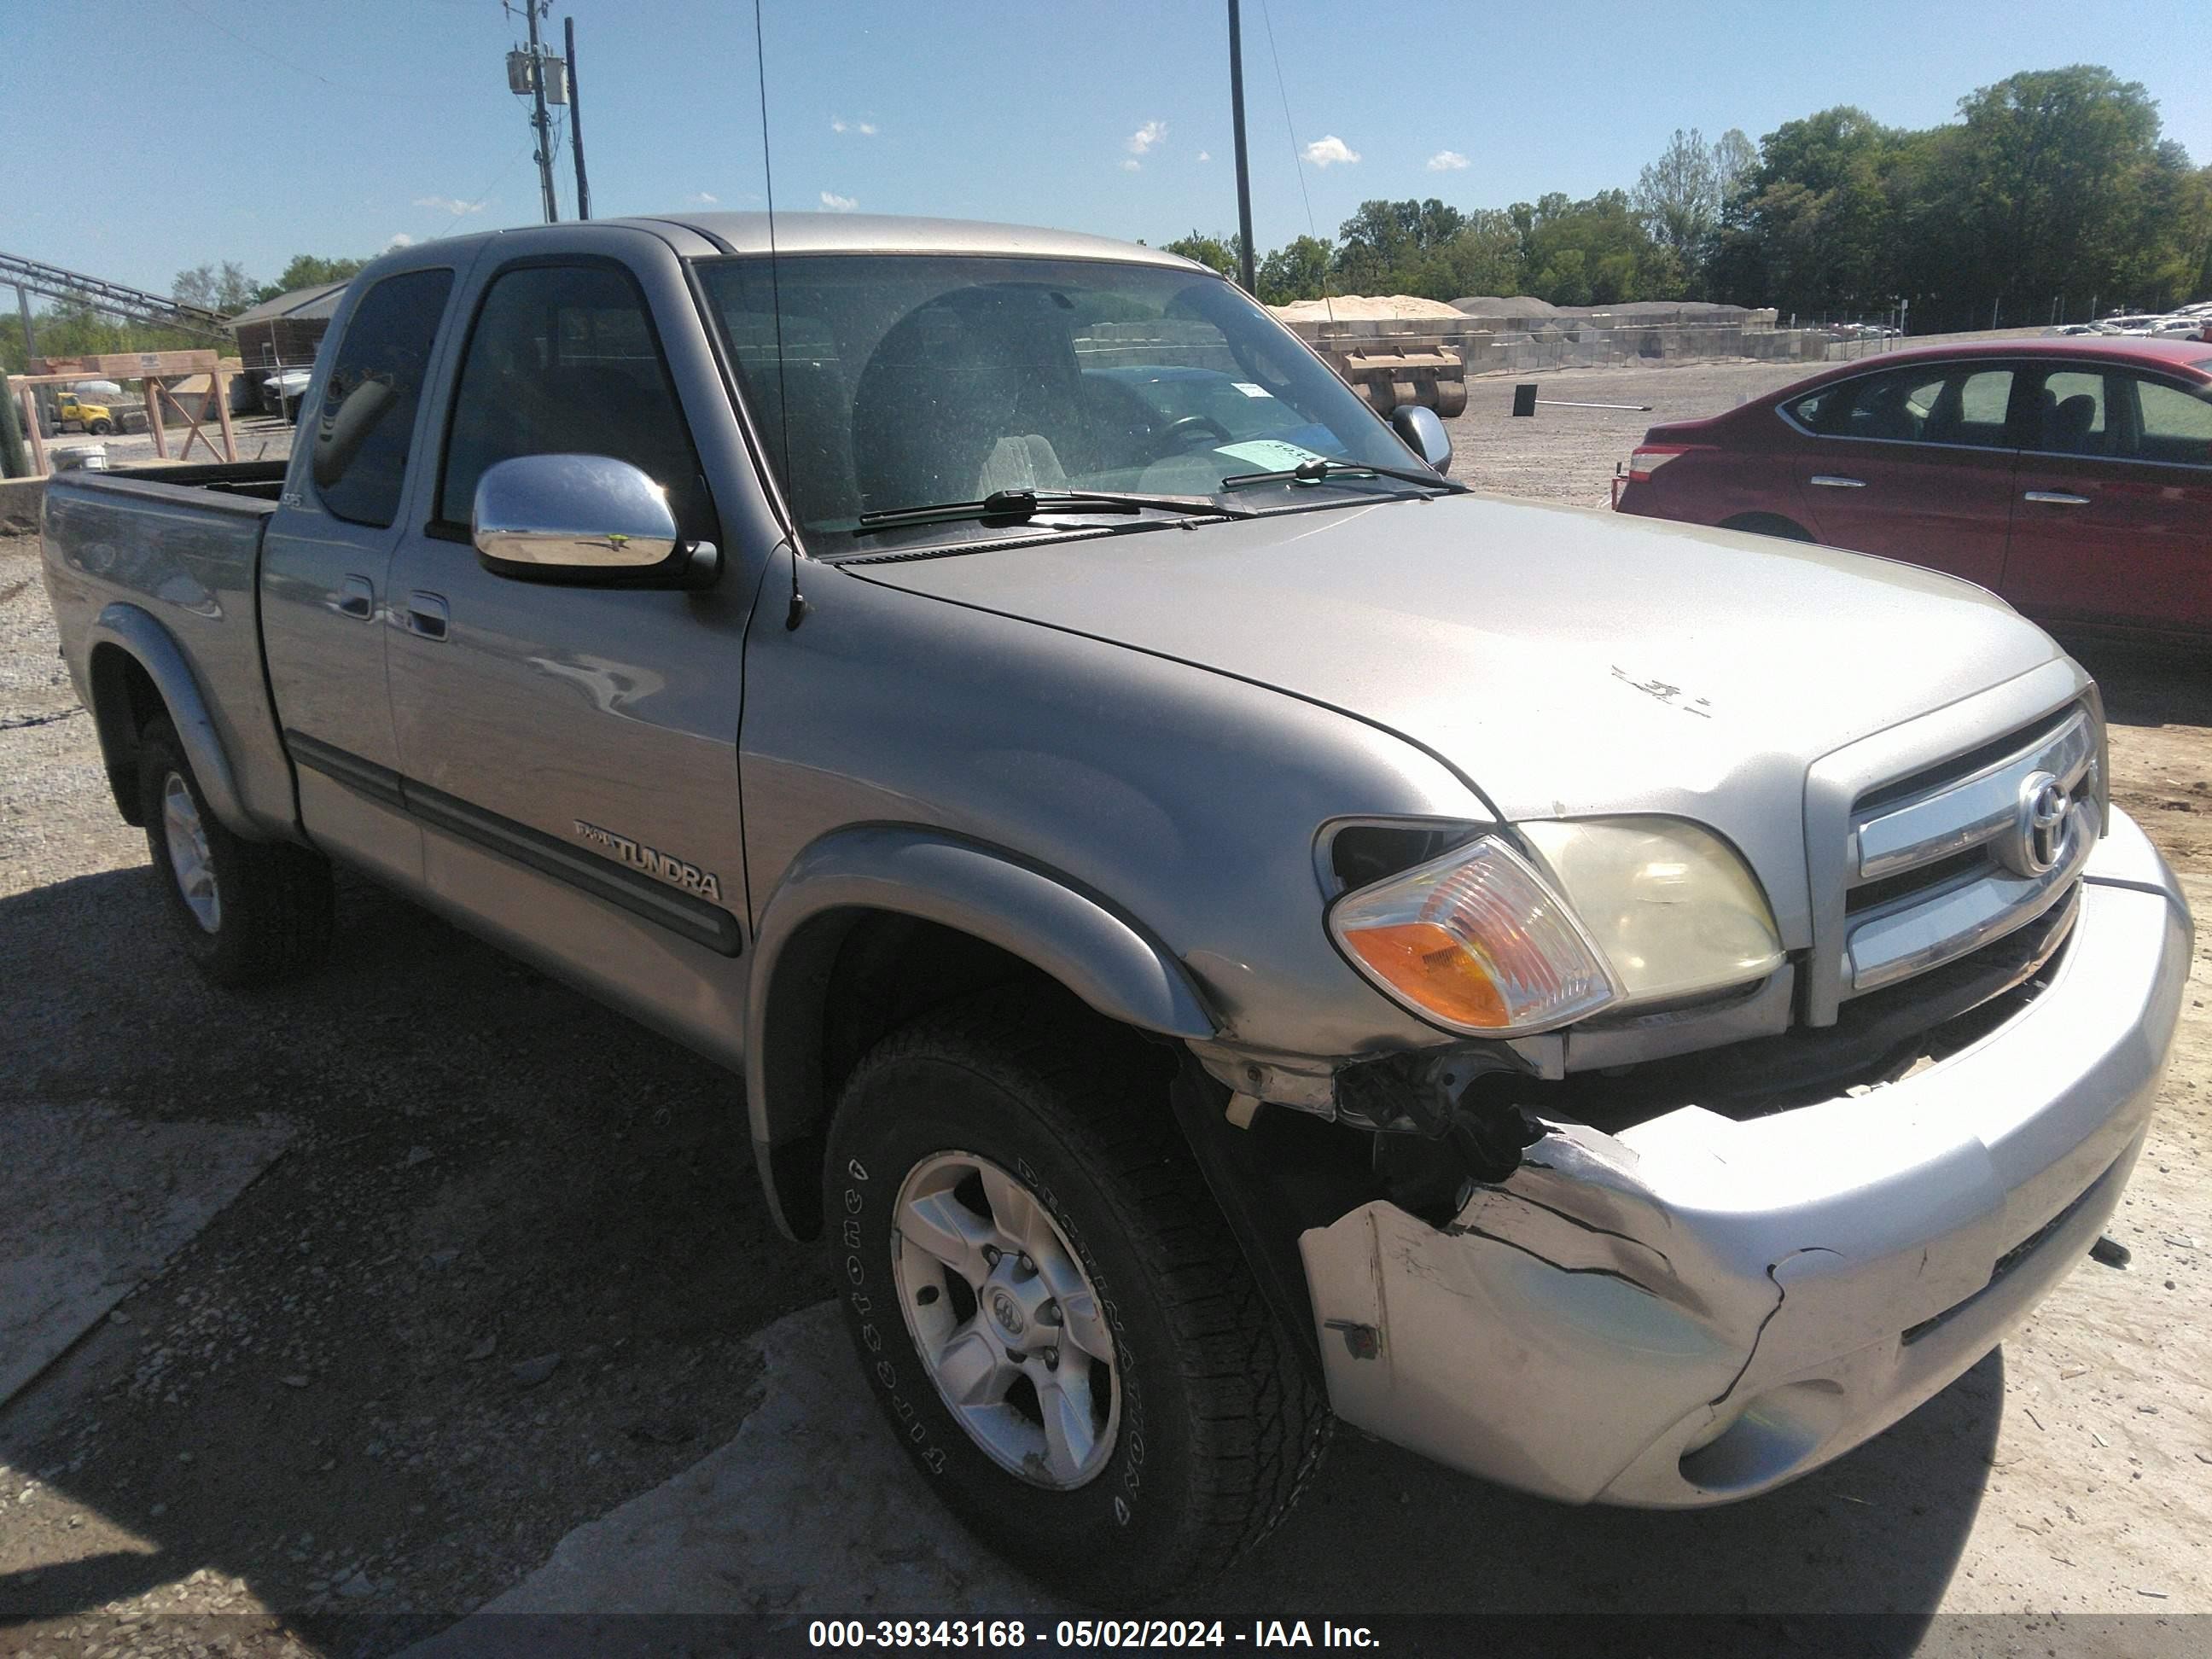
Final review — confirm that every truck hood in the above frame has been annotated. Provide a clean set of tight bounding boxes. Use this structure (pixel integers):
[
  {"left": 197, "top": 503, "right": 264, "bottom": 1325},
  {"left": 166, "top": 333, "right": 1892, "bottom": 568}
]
[{"left": 846, "top": 492, "right": 2069, "bottom": 946}]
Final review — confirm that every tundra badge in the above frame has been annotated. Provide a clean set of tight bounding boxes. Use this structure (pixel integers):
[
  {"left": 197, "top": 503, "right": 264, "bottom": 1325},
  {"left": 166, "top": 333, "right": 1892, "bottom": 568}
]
[{"left": 573, "top": 819, "right": 723, "bottom": 904}]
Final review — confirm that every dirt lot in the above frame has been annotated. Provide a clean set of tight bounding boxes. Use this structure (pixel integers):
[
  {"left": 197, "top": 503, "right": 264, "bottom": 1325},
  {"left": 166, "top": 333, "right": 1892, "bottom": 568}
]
[
  {"left": 34, "top": 415, "right": 296, "bottom": 479},
  {"left": 2, "top": 358, "right": 2209, "bottom": 1653}
]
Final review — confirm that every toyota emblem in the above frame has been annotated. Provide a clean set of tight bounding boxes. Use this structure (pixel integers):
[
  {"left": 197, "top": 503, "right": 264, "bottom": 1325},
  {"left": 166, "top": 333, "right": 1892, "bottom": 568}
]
[{"left": 2005, "top": 771, "right": 2070, "bottom": 876}]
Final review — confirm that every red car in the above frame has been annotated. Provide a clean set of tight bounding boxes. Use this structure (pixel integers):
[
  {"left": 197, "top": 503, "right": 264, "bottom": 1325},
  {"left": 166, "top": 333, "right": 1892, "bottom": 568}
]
[{"left": 1615, "top": 338, "right": 2212, "bottom": 643}]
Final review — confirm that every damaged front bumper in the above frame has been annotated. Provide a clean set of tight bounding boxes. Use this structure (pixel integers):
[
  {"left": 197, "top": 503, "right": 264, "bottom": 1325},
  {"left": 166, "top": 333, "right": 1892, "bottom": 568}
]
[{"left": 1300, "top": 806, "right": 2193, "bottom": 1507}]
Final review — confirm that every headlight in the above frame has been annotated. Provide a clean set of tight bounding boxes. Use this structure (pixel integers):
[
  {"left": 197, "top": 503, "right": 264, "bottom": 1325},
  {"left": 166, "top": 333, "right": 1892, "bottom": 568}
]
[
  {"left": 1328, "top": 835, "right": 1619, "bottom": 1035},
  {"left": 1518, "top": 818, "right": 1784, "bottom": 1007}
]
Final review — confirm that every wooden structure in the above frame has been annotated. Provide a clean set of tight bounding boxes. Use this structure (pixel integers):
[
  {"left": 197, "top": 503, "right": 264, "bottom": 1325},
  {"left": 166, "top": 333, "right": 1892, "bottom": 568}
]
[
  {"left": 9, "top": 349, "right": 240, "bottom": 476},
  {"left": 228, "top": 281, "right": 346, "bottom": 375}
]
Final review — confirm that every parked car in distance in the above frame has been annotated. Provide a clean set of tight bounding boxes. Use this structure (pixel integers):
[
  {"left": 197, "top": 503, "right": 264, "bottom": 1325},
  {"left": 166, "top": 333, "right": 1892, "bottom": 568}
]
[
  {"left": 1614, "top": 337, "right": 2212, "bottom": 643},
  {"left": 259, "top": 368, "right": 314, "bottom": 420}
]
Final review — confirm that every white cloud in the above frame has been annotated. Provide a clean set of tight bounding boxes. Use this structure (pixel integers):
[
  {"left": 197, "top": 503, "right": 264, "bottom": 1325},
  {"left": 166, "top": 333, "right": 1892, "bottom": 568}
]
[
  {"left": 687, "top": 191, "right": 719, "bottom": 205},
  {"left": 1119, "top": 158, "right": 1142, "bottom": 172},
  {"left": 1126, "top": 119, "right": 1167, "bottom": 156},
  {"left": 830, "top": 116, "right": 878, "bottom": 136},
  {"left": 1426, "top": 149, "right": 1470, "bottom": 172},
  {"left": 384, "top": 232, "right": 416, "bottom": 250},
  {"left": 820, "top": 190, "right": 858, "bottom": 212},
  {"left": 413, "top": 195, "right": 487, "bottom": 216},
  {"left": 1301, "top": 135, "right": 1360, "bottom": 168},
  {"left": 1196, "top": 150, "right": 1212, "bottom": 162}
]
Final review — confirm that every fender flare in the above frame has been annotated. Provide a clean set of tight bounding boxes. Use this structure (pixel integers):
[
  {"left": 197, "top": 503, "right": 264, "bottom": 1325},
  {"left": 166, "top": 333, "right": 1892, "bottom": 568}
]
[
  {"left": 84, "top": 602, "right": 256, "bottom": 838},
  {"left": 744, "top": 825, "right": 1217, "bottom": 1235}
]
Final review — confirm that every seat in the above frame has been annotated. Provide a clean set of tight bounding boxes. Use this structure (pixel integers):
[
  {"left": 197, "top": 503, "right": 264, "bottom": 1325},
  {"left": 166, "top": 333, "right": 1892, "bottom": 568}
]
[
  {"left": 2039, "top": 393, "right": 2099, "bottom": 456},
  {"left": 976, "top": 434, "right": 1068, "bottom": 494}
]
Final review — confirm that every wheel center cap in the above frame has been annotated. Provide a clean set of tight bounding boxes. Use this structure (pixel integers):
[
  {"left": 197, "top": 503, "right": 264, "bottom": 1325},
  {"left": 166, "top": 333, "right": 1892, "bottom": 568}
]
[{"left": 990, "top": 1289, "right": 1027, "bottom": 1337}]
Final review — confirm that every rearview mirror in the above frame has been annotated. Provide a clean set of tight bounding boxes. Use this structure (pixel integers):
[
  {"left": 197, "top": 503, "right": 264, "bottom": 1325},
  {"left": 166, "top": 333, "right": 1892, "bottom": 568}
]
[
  {"left": 472, "top": 453, "right": 716, "bottom": 587},
  {"left": 1389, "top": 405, "right": 1453, "bottom": 475}
]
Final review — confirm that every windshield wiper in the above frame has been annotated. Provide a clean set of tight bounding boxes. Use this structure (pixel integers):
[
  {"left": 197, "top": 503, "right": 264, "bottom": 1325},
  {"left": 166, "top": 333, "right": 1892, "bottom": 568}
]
[
  {"left": 1220, "top": 457, "right": 1466, "bottom": 494},
  {"left": 853, "top": 486, "right": 1252, "bottom": 535}
]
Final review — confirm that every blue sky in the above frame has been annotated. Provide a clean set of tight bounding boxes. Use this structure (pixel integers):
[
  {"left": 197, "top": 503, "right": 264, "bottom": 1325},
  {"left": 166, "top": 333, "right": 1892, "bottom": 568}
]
[{"left": 7, "top": 0, "right": 2209, "bottom": 297}]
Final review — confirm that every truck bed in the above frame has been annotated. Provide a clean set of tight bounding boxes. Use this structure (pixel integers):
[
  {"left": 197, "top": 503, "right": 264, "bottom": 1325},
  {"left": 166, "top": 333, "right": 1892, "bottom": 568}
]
[{"left": 39, "top": 462, "right": 300, "bottom": 837}]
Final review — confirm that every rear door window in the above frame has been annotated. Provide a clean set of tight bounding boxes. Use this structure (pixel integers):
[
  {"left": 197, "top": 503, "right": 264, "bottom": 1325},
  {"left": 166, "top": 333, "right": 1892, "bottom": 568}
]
[
  {"left": 436, "top": 263, "right": 714, "bottom": 538},
  {"left": 309, "top": 268, "right": 453, "bottom": 527},
  {"left": 2127, "top": 377, "right": 2212, "bottom": 468}
]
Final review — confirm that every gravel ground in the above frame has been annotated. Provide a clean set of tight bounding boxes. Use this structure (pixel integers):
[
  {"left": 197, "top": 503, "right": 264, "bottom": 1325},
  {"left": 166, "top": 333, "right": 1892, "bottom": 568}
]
[
  {"left": 1, "top": 361, "right": 2208, "bottom": 1653},
  {"left": 1443, "top": 355, "right": 1820, "bottom": 508},
  {"left": 38, "top": 416, "right": 295, "bottom": 477}
]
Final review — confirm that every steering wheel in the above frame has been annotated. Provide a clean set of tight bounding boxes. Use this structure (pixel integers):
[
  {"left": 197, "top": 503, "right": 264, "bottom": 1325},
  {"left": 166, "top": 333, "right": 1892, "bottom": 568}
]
[{"left": 1157, "top": 413, "right": 1233, "bottom": 451}]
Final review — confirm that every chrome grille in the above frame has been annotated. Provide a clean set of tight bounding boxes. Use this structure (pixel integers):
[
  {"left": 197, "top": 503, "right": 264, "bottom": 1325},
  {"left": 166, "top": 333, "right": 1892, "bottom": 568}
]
[{"left": 1837, "top": 707, "right": 2098, "bottom": 998}]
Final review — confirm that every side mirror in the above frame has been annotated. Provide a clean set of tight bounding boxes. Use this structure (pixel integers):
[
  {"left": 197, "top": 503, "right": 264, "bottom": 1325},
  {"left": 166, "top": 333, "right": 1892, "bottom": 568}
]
[
  {"left": 1390, "top": 404, "right": 1453, "bottom": 476},
  {"left": 472, "top": 453, "right": 717, "bottom": 588}
]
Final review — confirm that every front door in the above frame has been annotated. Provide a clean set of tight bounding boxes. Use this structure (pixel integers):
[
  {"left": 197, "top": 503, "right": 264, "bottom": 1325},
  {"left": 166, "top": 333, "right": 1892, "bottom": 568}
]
[
  {"left": 260, "top": 263, "right": 458, "bottom": 884},
  {"left": 1785, "top": 359, "right": 2018, "bottom": 589},
  {"left": 383, "top": 250, "right": 757, "bottom": 1064},
  {"left": 2002, "top": 364, "right": 2212, "bottom": 638}
]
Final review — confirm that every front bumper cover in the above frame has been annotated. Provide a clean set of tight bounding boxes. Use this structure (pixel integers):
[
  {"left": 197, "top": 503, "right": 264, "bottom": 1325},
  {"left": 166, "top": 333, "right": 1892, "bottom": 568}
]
[{"left": 1299, "top": 806, "right": 2192, "bottom": 1507}]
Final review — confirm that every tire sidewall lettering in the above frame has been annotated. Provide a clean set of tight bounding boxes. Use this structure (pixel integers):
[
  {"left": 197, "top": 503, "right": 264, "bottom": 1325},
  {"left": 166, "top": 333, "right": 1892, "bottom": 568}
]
[{"left": 841, "top": 1140, "right": 1149, "bottom": 1524}]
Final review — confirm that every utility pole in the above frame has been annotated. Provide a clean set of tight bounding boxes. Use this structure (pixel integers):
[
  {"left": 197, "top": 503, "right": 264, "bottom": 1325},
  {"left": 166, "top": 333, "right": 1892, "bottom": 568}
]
[
  {"left": 1226, "top": 0, "right": 1256, "bottom": 295},
  {"left": 524, "top": 2, "right": 558, "bottom": 223},
  {"left": 565, "top": 16, "right": 591, "bottom": 219}
]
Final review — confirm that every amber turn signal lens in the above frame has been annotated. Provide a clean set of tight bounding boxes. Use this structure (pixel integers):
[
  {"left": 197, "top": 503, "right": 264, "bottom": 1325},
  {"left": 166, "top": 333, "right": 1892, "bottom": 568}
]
[
  {"left": 1335, "top": 921, "right": 1511, "bottom": 1028},
  {"left": 1329, "top": 835, "right": 1617, "bottom": 1036}
]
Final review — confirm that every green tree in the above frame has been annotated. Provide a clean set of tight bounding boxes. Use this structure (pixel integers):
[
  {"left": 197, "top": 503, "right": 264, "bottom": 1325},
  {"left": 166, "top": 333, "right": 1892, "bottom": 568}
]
[
  {"left": 172, "top": 261, "right": 260, "bottom": 314},
  {"left": 1256, "top": 236, "right": 1332, "bottom": 304},
  {"left": 1512, "top": 191, "right": 1682, "bottom": 306},
  {"left": 1161, "top": 231, "right": 1241, "bottom": 279},
  {"left": 1712, "top": 108, "right": 1907, "bottom": 315},
  {"left": 1633, "top": 129, "right": 1722, "bottom": 265},
  {"left": 256, "top": 254, "right": 371, "bottom": 302}
]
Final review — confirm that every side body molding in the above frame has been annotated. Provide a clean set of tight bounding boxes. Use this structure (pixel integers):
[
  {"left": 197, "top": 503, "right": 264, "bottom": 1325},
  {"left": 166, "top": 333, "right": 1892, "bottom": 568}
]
[
  {"left": 84, "top": 602, "right": 257, "bottom": 839},
  {"left": 744, "top": 825, "right": 1218, "bottom": 1236}
]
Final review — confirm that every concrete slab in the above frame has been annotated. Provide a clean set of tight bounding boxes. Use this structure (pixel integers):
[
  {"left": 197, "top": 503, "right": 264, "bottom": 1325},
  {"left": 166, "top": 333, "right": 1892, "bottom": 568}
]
[
  {"left": 0, "top": 1100, "right": 294, "bottom": 1405},
  {"left": 405, "top": 1301, "right": 1075, "bottom": 1654}
]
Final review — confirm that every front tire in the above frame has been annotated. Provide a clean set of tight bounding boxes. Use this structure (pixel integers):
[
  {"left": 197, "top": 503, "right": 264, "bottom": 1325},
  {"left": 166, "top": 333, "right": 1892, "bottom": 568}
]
[
  {"left": 825, "top": 990, "right": 1328, "bottom": 1604},
  {"left": 138, "top": 716, "right": 334, "bottom": 987}
]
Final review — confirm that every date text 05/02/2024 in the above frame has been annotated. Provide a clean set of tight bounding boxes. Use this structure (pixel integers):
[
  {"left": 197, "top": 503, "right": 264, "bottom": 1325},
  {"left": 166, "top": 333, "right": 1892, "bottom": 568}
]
[{"left": 806, "top": 1621, "right": 1381, "bottom": 1649}]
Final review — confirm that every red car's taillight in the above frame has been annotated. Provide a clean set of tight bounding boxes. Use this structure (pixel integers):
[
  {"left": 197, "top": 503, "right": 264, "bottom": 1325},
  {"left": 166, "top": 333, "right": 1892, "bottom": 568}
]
[{"left": 1627, "top": 445, "right": 1698, "bottom": 483}]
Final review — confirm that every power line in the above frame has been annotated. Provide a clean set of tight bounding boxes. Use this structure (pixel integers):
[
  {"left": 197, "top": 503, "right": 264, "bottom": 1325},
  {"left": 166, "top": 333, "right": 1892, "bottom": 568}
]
[{"left": 1255, "top": 0, "right": 1333, "bottom": 323}]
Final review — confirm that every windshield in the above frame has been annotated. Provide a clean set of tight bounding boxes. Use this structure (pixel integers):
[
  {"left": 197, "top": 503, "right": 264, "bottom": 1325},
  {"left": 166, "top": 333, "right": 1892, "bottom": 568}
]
[{"left": 697, "top": 253, "right": 1417, "bottom": 538}]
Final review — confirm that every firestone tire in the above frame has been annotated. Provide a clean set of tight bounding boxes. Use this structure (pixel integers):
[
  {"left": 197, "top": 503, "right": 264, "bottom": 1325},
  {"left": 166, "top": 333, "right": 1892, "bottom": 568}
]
[
  {"left": 824, "top": 989, "right": 1330, "bottom": 1604},
  {"left": 137, "top": 716, "right": 334, "bottom": 988}
]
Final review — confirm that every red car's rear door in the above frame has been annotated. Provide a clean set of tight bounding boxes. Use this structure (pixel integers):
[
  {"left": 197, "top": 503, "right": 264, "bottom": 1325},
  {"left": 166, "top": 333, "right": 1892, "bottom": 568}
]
[
  {"left": 2003, "top": 364, "right": 2212, "bottom": 638},
  {"left": 1782, "top": 360, "right": 2017, "bottom": 588}
]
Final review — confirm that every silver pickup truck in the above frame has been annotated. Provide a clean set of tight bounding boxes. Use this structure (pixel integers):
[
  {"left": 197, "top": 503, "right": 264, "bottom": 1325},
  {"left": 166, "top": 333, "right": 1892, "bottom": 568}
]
[{"left": 39, "top": 214, "right": 2192, "bottom": 1603}]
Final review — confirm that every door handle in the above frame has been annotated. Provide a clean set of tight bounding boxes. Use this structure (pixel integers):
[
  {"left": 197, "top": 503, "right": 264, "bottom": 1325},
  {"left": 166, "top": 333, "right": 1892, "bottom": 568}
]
[
  {"left": 335, "top": 575, "right": 374, "bottom": 620},
  {"left": 2022, "top": 491, "right": 2091, "bottom": 506},
  {"left": 406, "top": 591, "right": 450, "bottom": 641},
  {"left": 1809, "top": 474, "right": 1866, "bottom": 489}
]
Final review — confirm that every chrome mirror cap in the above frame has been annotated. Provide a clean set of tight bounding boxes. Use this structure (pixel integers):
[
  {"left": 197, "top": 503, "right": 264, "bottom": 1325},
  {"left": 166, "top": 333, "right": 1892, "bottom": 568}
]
[
  {"left": 472, "top": 453, "right": 680, "bottom": 571},
  {"left": 1389, "top": 404, "right": 1453, "bottom": 476}
]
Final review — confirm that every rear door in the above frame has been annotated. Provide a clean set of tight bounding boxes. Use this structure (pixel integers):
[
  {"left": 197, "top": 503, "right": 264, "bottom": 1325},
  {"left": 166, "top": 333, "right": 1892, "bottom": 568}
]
[
  {"left": 1782, "top": 360, "right": 2017, "bottom": 589},
  {"left": 381, "top": 236, "right": 761, "bottom": 1066},
  {"left": 261, "top": 261, "right": 461, "bottom": 883},
  {"left": 2003, "top": 364, "right": 2212, "bottom": 637}
]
